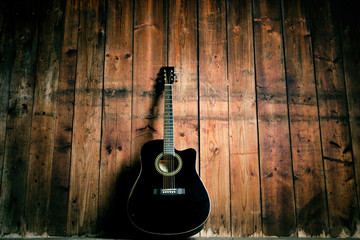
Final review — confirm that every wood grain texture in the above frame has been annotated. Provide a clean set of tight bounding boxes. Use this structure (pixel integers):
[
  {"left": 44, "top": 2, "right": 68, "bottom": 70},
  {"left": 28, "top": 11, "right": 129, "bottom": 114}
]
[
  {"left": 281, "top": 0, "right": 329, "bottom": 236},
  {"left": 168, "top": 1, "right": 199, "bottom": 234},
  {"left": 130, "top": 2, "right": 167, "bottom": 235},
  {"left": 310, "top": 0, "right": 359, "bottom": 236},
  {"left": 227, "top": 0, "right": 261, "bottom": 236},
  {"left": 198, "top": 0, "right": 230, "bottom": 236},
  {"left": 0, "top": 0, "right": 38, "bottom": 235},
  {"left": 253, "top": 0, "right": 296, "bottom": 236},
  {"left": 67, "top": 0, "right": 105, "bottom": 235},
  {"left": 339, "top": 0, "right": 360, "bottom": 222},
  {"left": 99, "top": 0, "right": 133, "bottom": 236},
  {"left": 24, "top": 0, "right": 65, "bottom": 234},
  {"left": 0, "top": 1, "right": 15, "bottom": 196},
  {"left": 131, "top": 0, "right": 167, "bottom": 165},
  {"left": 0, "top": 0, "right": 359, "bottom": 237},
  {"left": 168, "top": 0, "right": 199, "bottom": 156},
  {"left": 47, "top": 0, "right": 79, "bottom": 235}
]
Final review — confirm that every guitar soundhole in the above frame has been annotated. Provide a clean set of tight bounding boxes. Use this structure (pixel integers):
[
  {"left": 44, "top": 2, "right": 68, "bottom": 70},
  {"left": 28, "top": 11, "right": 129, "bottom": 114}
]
[
  {"left": 155, "top": 152, "right": 182, "bottom": 176},
  {"left": 159, "top": 157, "right": 178, "bottom": 173}
]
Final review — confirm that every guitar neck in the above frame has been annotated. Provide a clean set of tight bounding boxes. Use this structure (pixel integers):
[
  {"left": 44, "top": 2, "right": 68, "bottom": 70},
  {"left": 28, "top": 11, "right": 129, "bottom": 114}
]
[{"left": 164, "top": 84, "right": 174, "bottom": 155}]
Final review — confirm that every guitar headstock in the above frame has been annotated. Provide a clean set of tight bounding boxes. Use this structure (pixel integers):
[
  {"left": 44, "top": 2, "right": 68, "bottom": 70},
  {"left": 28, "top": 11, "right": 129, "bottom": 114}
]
[{"left": 161, "top": 67, "right": 177, "bottom": 84}]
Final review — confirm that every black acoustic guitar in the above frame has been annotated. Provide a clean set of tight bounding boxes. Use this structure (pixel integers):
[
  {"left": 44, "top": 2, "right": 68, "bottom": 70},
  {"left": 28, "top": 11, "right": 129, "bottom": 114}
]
[{"left": 127, "top": 67, "right": 210, "bottom": 238}]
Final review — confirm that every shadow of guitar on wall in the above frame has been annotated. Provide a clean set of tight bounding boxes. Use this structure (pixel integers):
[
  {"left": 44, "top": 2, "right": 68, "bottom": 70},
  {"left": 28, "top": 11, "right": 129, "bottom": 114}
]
[{"left": 98, "top": 68, "right": 166, "bottom": 238}]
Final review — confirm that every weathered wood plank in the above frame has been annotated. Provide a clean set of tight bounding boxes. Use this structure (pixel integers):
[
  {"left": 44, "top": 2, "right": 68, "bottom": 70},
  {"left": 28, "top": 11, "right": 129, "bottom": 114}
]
[
  {"left": 99, "top": 0, "right": 133, "bottom": 236},
  {"left": 0, "top": 0, "right": 38, "bottom": 235},
  {"left": 129, "top": 0, "right": 168, "bottom": 237},
  {"left": 198, "top": 0, "right": 230, "bottom": 237},
  {"left": 0, "top": 1, "right": 15, "bottom": 196},
  {"left": 310, "top": 0, "right": 359, "bottom": 236},
  {"left": 24, "top": 0, "right": 65, "bottom": 234},
  {"left": 339, "top": 0, "right": 360, "bottom": 223},
  {"left": 47, "top": 0, "right": 79, "bottom": 235},
  {"left": 67, "top": 0, "right": 105, "bottom": 235},
  {"left": 253, "top": 0, "right": 296, "bottom": 236},
  {"left": 131, "top": 0, "right": 167, "bottom": 165},
  {"left": 168, "top": 0, "right": 199, "bottom": 157},
  {"left": 281, "top": 0, "right": 329, "bottom": 236},
  {"left": 168, "top": 0, "right": 199, "bottom": 236},
  {"left": 227, "top": 0, "right": 261, "bottom": 237}
]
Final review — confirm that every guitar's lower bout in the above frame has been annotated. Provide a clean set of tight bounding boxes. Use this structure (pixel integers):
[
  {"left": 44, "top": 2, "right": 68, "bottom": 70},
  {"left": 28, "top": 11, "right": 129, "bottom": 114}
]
[{"left": 127, "top": 140, "right": 210, "bottom": 238}]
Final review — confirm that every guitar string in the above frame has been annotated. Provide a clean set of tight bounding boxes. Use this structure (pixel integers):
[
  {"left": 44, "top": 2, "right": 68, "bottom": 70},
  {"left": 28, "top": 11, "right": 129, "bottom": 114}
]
[{"left": 164, "top": 74, "right": 176, "bottom": 190}]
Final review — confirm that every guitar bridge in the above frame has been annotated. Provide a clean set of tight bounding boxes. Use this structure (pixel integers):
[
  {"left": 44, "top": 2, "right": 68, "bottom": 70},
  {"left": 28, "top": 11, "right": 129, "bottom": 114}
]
[{"left": 153, "top": 188, "right": 185, "bottom": 196}]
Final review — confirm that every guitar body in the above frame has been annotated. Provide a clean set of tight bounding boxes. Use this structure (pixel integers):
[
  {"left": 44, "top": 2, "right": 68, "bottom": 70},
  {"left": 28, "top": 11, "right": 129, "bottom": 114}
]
[{"left": 127, "top": 140, "right": 210, "bottom": 238}]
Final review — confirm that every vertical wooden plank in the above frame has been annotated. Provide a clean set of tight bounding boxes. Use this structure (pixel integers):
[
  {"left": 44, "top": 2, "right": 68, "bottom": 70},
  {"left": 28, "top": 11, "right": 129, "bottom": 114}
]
[
  {"left": 0, "top": 0, "right": 38, "bottom": 235},
  {"left": 227, "top": 0, "right": 261, "bottom": 236},
  {"left": 99, "top": 0, "right": 133, "bottom": 236},
  {"left": 47, "top": 0, "right": 79, "bottom": 235},
  {"left": 67, "top": 0, "right": 105, "bottom": 235},
  {"left": 168, "top": 0, "right": 199, "bottom": 165},
  {"left": 131, "top": 0, "right": 167, "bottom": 165},
  {"left": 168, "top": 1, "right": 199, "bottom": 235},
  {"left": 340, "top": 0, "right": 360, "bottom": 225},
  {"left": 0, "top": 1, "right": 15, "bottom": 195},
  {"left": 168, "top": 2, "right": 199, "bottom": 236},
  {"left": 24, "top": 0, "right": 65, "bottom": 234},
  {"left": 198, "top": 0, "right": 230, "bottom": 236},
  {"left": 310, "top": 0, "right": 359, "bottom": 236},
  {"left": 253, "top": 0, "right": 296, "bottom": 236},
  {"left": 282, "top": 0, "right": 329, "bottom": 236}
]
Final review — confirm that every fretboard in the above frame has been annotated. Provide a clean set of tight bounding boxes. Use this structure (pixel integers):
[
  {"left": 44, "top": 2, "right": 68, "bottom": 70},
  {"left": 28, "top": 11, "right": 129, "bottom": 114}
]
[{"left": 164, "top": 84, "right": 174, "bottom": 155}]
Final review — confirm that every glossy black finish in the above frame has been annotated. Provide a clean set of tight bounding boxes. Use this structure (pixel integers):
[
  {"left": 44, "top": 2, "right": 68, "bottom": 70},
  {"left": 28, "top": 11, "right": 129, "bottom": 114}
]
[{"left": 127, "top": 140, "right": 210, "bottom": 238}]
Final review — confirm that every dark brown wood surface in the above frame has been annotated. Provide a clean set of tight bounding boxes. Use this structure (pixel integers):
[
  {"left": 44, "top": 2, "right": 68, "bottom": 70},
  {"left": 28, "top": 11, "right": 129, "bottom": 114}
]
[
  {"left": 227, "top": 0, "right": 261, "bottom": 236},
  {"left": 282, "top": 0, "right": 329, "bottom": 236},
  {"left": 25, "top": 0, "right": 65, "bottom": 234},
  {"left": 198, "top": 0, "right": 231, "bottom": 236},
  {"left": 0, "top": 0, "right": 359, "bottom": 237},
  {"left": 339, "top": 0, "right": 360, "bottom": 222},
  {"left": 99, "top": 0, "right": 133, "bottom": 236},
  {"left": 310, "top": 0, "right": 358, "bottom": 236},
  {"left": 253, "top": 0, "right": 296, "bottom": 236},
  {"left": 0, "top": 0, "right": 38, "bottom": 235},
  {"left": 48, "top": 0, "right": 79, "bottom": 235},
  {"left": 67, "top": 0, "right": 105, "bottom": 235},
  {"left": 167, "top": 0, "right": 200, "bottom": 236},
  {"left": 0, "top": 1, "right": 13, "bottom": 197},
  {"left": 168, "top": 0, "right": 199, "bottom": 161},
  {"left": 131, "top": 0, "right": 167, "bottom": 167}
]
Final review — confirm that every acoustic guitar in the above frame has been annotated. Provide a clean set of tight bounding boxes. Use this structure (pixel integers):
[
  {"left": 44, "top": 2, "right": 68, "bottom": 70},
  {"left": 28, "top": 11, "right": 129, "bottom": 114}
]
[{"left": 127, "top": 67, "right": 210, "bottom": 238}]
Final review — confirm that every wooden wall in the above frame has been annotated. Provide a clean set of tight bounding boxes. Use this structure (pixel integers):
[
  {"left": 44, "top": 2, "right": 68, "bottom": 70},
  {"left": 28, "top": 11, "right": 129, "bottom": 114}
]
[{"left": 0, "top": 0, "right": 359, "bottom": 237}]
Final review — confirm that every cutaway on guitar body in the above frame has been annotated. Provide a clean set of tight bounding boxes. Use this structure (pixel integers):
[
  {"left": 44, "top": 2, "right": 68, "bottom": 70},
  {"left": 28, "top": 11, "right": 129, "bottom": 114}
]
[{"left": 127, "top": 140, "right": 210, "bottom": 238}]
